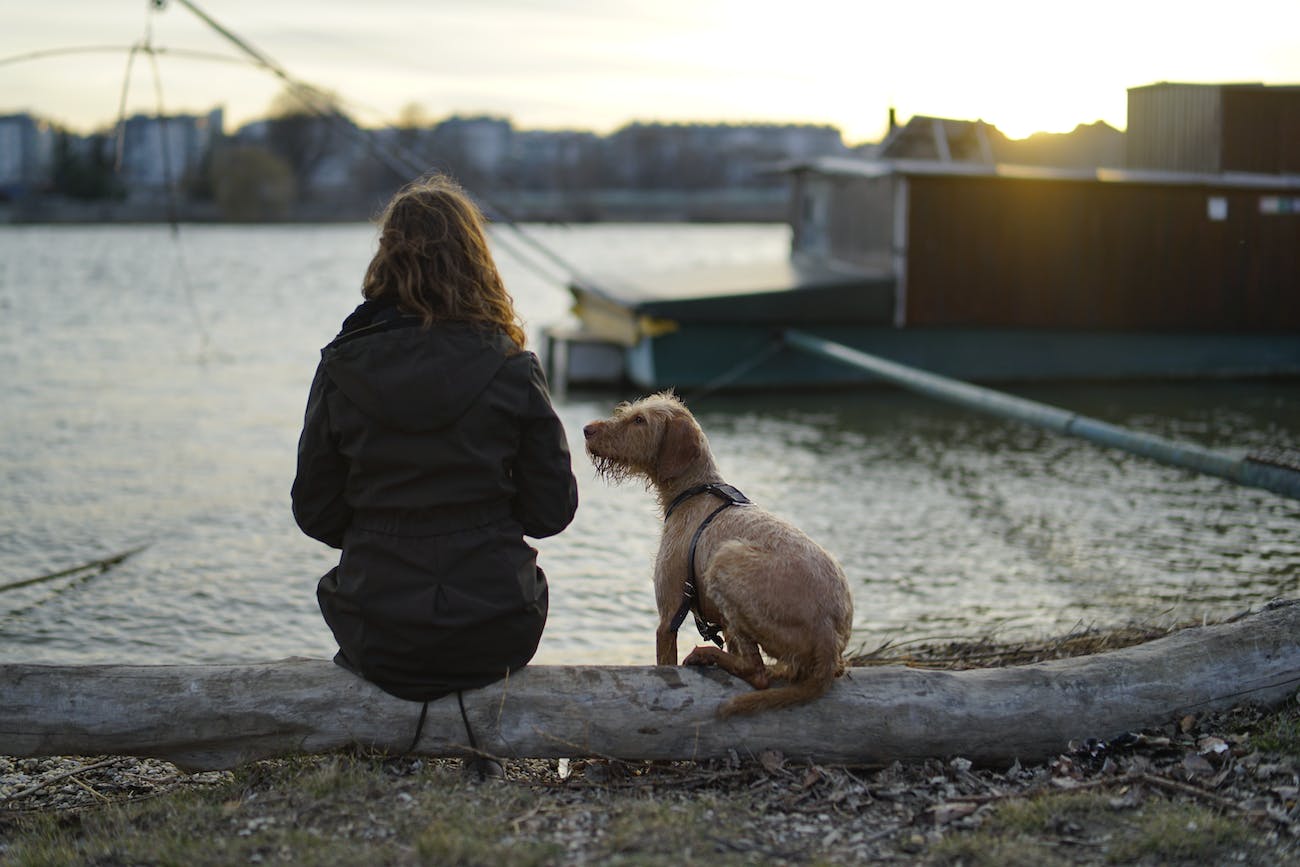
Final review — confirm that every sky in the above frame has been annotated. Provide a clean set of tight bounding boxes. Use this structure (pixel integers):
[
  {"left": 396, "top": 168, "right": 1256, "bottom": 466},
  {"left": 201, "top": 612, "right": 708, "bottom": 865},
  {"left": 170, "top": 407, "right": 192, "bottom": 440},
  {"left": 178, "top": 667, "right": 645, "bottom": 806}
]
[{"left": 3, "top": 0, "right": 1299, "bottom": 144}]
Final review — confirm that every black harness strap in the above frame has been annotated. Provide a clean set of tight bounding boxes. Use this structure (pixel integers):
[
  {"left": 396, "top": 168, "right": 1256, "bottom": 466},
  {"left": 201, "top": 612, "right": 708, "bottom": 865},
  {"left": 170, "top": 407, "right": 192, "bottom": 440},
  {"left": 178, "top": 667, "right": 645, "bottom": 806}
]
[{"left": 664, "top": 484, "right": 754, "bottom": 647}]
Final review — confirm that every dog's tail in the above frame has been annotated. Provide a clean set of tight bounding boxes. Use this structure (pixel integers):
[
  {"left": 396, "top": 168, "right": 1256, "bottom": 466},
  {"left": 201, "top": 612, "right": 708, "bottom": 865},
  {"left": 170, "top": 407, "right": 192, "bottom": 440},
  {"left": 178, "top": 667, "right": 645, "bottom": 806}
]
[{"left": 716, "top": 646, "right": 841, "bottom": 719}]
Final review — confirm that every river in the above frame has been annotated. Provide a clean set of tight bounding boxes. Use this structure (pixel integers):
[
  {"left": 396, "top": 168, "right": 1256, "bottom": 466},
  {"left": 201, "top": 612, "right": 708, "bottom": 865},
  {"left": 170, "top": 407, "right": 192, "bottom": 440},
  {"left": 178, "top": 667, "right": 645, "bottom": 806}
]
[{"left": 1, "top": 222, "right": 1297, "bottom": 666}]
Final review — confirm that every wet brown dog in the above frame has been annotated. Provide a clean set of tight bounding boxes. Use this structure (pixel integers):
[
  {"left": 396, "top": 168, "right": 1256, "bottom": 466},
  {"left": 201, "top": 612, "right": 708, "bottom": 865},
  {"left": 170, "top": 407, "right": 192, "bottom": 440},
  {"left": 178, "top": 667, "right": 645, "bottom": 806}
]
[{"left": 583, "top": 391, "right": 853, "bottom": 717}]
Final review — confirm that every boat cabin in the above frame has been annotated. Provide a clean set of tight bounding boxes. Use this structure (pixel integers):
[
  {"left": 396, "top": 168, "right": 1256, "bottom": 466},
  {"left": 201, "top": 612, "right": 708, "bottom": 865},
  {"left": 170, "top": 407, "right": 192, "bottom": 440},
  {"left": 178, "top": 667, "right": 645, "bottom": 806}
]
[{"left": 788, "top": 158, "right": 1300, "bottom": 333}]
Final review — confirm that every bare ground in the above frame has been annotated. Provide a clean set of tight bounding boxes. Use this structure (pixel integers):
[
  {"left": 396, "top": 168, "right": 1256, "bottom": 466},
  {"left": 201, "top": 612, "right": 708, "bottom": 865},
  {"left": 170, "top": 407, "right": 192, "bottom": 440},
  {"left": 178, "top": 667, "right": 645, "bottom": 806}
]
[{"left": 3, "top": 620, "right": 1298, "bottom": 865}]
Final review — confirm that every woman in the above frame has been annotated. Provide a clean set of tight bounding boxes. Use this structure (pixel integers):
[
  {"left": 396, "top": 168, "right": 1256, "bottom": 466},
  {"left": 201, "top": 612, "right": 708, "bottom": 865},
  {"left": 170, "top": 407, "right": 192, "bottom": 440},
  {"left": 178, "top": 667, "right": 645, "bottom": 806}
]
[{"left": 292, "top": 175, "right": 578, "bottom": 706}]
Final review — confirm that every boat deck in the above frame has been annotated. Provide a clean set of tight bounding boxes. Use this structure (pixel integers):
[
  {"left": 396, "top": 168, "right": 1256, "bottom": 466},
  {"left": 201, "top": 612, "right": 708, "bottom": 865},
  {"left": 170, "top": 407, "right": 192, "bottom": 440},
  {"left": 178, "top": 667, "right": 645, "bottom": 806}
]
[{"left": 570, "top": 257, "right": 895, "bottom": 326}]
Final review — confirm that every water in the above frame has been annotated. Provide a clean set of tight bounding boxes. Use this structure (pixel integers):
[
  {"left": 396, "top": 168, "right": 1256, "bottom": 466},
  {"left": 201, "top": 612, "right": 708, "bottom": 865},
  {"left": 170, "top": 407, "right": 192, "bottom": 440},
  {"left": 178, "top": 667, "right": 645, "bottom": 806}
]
[{"left": 1, "top": 223, "right": 1298, "bottom": 667}]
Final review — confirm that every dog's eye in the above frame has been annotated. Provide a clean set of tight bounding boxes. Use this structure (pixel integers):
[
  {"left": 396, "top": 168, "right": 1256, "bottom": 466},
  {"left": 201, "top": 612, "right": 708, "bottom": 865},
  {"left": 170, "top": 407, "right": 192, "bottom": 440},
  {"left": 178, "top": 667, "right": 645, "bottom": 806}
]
[{"left": 632, "top": 415, "right": 646, "bottom": 425}]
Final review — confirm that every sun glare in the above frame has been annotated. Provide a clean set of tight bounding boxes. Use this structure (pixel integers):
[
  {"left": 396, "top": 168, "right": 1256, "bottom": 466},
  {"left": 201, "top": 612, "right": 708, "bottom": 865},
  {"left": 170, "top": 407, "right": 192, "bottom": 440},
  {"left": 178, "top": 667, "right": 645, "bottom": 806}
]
[
  {"left": 4, "top": 0, "right": 1299, "bottom": 145},
  {"left": 701, "top": 0, "right": 1141, "bottom": 144}
]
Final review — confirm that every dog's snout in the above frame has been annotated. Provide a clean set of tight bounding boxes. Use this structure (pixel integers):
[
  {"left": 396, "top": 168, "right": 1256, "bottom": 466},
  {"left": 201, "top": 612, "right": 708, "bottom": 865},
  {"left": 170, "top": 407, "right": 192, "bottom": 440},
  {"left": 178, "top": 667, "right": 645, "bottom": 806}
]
[{"left": 583, "top": 422, "right": 600, "bottom": 440}]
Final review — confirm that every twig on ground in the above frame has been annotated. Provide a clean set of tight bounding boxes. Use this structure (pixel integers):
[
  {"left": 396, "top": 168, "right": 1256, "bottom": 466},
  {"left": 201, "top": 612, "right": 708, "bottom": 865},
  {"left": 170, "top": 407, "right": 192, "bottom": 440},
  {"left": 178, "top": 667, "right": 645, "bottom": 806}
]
[
  {"left": 944, "top": 769, "right": 1278, "bottom": 827},
  {"left": 0, "top": 757, "right": 124, "bottom": 804},
  {"left": 69, "top": 775, "right": 111, "bottom": 803},
  {"left": 1134, "top": 773, "right": 1273, "bottom": 824}
]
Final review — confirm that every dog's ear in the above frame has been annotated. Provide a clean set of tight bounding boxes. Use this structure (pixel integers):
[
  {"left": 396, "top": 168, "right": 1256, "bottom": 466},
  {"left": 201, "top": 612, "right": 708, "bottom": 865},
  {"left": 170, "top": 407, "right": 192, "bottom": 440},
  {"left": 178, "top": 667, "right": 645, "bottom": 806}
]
[{"left": 657, "top": 415, "right": 701, "bottom": 481}]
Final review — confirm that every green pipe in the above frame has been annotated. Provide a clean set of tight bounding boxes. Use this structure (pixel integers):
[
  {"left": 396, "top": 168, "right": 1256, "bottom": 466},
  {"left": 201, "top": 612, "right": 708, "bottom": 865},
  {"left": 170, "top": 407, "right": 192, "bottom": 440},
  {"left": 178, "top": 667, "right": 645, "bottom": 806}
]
[{"left": 782, "top": 329, "right": 1300, "bottom": 502}]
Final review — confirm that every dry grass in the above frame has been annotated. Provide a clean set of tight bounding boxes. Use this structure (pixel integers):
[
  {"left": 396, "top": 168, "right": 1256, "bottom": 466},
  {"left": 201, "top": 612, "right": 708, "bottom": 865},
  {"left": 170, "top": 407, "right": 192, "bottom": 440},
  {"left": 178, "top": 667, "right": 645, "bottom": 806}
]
[
  {"left": 928, "top": 792, "right": 1262, "bottom": 866},
  {"left": 850, "top": 618, "right": 1215, "bottom": 670},
  {"left": 3, "top": 615, "right": 1298, "bottom": 865}
]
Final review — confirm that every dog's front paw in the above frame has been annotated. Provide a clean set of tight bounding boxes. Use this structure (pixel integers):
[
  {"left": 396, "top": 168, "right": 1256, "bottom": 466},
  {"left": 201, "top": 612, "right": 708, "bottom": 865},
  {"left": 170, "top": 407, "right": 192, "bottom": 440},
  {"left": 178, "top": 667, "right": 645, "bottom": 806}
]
[{"left": 682, "top": 646, "right": 721, "bottom": 667}]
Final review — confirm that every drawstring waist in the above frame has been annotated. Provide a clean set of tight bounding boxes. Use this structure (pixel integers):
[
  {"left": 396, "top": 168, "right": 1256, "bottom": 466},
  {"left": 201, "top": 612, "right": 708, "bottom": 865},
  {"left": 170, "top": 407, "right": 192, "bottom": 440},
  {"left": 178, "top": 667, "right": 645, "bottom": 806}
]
[{"left": 353, "top": 500, "right": 513, "bottom": 535}]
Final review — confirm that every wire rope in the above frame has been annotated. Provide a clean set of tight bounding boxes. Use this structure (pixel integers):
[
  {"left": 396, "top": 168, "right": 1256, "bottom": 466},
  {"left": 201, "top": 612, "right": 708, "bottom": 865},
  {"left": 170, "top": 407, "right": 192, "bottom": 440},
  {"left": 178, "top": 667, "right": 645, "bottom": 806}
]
[
  {"left": 163, "top": 0, "right": 583, "bottom": 289},
  {"left": 2, "top": 5, "right": 587, "bottom": 293},
  {"left": 112, "top": 3, "right": 216, "bottom": 359}
]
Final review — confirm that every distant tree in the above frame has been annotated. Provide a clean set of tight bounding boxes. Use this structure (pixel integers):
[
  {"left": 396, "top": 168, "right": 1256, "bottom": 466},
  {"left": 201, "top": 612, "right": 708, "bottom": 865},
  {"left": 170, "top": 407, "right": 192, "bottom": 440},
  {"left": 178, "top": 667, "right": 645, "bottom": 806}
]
[
  {"left": 387, "top": 102, "right": 437, "bottom": 176},
  {"left": 266, "top": 84, "right": 342, "bottom": 120},
  {"left": 351, "top": 153, "right": 405, "bottom": 213},
  {"left": 425, "top": 117, "right": 513, "bottom": 193},
  {"left": 262, "top": 85, "right": 350, "bottom": 200},
  {"left": 184, "top": 144, "right": 216, "bottom": 201},
  {"left": 396, "top": 102, "right": 432, "bottom": 129},
  {"left": 210, "top": 145, "right": 296, "bottom": 221},
  {"left": 50, "top": 131, "right": 122, "bottom": 200}
]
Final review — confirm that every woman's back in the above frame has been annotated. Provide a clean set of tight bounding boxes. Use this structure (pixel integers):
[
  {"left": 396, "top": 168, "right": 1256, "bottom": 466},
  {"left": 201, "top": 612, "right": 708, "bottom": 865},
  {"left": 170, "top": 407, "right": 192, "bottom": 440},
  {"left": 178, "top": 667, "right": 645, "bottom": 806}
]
[
  {"left": 291, "top": 176, "right": 577, "bottom": 703},
  {"left": 294, "top": 300, "right": 575, "bottom": 538}
]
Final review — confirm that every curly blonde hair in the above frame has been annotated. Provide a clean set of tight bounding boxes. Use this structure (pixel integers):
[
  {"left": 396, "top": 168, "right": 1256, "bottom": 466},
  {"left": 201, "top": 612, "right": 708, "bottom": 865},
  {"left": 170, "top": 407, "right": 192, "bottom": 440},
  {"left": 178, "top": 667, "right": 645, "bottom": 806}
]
[{"left": 362, "top": 175, "right": 525, "bottom": 350}]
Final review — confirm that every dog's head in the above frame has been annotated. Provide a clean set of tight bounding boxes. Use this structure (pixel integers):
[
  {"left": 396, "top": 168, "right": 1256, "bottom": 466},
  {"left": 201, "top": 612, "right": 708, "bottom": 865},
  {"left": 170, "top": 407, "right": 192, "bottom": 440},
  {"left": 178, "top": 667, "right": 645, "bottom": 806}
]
[{"left": 582, "top": 390, "right": 707, "bottom": 487}]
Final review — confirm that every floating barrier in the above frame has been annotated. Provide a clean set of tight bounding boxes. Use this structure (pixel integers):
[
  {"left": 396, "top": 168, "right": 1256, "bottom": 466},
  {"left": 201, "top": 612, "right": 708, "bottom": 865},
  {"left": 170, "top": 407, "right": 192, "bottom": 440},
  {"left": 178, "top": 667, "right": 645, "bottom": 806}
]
[{"left": 783, "top": 329, "right": 1300, "bottom": 501}]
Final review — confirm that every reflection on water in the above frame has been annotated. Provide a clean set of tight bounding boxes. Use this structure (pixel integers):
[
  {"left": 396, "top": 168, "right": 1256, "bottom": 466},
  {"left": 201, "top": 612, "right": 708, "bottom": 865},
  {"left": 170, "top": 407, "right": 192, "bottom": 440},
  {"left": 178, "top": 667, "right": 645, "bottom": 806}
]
[
  {"left": 550, "top": 382, "right": 1300, "bottom": 661},
  {"left": 0, "top": 223, "right": 1297, "bottom": 667}
]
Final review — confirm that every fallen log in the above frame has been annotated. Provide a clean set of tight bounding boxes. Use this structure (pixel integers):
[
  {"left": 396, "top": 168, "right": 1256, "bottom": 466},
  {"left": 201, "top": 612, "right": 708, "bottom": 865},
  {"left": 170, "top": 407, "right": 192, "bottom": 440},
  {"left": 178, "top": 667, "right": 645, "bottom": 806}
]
[{"left": 4, "top": 601, "right": 1298, "bottom": 771}]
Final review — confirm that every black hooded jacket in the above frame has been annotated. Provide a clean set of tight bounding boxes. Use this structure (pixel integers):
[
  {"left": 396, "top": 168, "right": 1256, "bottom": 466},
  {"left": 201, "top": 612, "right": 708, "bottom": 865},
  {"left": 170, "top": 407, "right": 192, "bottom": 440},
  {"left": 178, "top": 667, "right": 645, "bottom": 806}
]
[{"left": 292, "top": 299, "right": 578, "bottom": 701}]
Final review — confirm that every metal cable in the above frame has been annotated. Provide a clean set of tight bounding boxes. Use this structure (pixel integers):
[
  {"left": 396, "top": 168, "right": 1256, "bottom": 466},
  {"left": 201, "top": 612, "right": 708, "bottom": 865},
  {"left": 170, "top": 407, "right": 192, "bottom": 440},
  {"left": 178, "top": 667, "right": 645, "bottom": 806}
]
[{"left": 166, "top": 0, "right": 582, "bottom": 289}]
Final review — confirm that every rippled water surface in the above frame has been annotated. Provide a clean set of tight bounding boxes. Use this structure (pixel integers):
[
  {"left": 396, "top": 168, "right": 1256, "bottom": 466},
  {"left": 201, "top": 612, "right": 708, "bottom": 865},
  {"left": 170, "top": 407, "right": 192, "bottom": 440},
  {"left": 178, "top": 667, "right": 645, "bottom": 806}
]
[{"left": 1, "top": 222, "right": 1297, "bottom": 666}]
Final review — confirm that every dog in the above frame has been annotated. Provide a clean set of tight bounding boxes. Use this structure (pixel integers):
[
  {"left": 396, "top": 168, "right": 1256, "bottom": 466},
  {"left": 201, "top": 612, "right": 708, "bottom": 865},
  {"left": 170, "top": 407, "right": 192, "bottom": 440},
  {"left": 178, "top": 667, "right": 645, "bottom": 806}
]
[{"left": 583, "top": 391, "right": 853, "bottom": 717}]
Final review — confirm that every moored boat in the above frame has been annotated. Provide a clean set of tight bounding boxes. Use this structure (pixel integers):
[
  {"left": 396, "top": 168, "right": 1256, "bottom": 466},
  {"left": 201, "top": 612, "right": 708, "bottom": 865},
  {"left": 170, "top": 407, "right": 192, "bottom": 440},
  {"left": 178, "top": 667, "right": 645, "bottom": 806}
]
[
  {"left": 546, "top": 159, "right": 1300, "bottom": 391},
  {"left": 545, "top": 87, "right": 1300, "bottom": 392}
]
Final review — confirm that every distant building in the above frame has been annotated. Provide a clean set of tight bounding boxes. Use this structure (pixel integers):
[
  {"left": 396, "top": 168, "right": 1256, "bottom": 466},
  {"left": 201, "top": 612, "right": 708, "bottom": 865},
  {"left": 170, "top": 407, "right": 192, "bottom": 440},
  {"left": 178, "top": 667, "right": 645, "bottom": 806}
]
[
  {"left": 235, "top": 111, "right": 366, "bottom": 197},
  {"left": 116, "top": 108, "right": 223, "bottom": 195},
  {"left": 870, "top": 114, "right": 1124, "bottom": 170},
  {"left": 606, "top": 122, "right": 845, "bottom": 189},
  {"left": 784, "top": 86, "right": 1300, "bottom": 337},
  {"left": 432, "top": 116, "right": 513, "bottom": 179},
  {"left": 1127, "top": 82, "right": 1300, "bottom": 174},
  {"left": 301, "top": 121, "right": 367, "bottom": 195},
  {"left": 6, "top": 108, "right": 847, "bottom": 220},
  {"left": 1000, "top": 122, "right": 1125, "bottom": 170},
  {"left": 0, "top": 113, "right": 55, "bottom": 198},
  {"left": 871, "top": 115, "right": 998, "bottom": 164},
  {"left": 509, "top": 129, "right": 603, "bottom": 189}
]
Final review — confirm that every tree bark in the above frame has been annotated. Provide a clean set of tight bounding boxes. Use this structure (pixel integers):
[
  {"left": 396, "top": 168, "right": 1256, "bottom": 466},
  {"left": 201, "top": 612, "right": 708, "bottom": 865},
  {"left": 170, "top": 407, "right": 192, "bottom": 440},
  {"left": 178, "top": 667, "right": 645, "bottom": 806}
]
[{"left": 3, "top": 602, "right": 1297, "bottom": 771}]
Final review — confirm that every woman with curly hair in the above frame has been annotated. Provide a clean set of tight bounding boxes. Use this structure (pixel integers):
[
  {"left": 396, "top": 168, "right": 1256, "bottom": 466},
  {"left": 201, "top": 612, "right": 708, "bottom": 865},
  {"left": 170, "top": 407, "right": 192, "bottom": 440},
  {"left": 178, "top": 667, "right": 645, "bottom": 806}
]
[{"left": 292, "top": 175, "right": 578, "bottom": 715}]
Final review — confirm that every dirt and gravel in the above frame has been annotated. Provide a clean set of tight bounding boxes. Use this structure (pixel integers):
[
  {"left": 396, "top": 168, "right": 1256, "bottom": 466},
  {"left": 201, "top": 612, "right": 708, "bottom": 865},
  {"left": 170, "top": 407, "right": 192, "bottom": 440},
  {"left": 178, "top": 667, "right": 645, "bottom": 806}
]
[{"left": 3, "top": 621, "right": 1298, "bottom": 864}]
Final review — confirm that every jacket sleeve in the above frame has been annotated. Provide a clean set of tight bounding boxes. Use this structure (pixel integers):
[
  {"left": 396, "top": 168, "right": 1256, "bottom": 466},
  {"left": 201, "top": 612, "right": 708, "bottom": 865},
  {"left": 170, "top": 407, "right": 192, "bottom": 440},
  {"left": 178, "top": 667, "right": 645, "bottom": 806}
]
[
  {"left": 291, "top": 363, "right": 352, "bottom": 548},
  {"left": 512, "top": 353, "right": 579, "bottom": 538}
]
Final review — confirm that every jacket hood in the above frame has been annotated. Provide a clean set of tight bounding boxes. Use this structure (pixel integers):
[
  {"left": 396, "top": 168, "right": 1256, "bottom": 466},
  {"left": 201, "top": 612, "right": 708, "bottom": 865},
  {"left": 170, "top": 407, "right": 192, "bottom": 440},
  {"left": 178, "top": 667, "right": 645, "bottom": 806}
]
[{"left": 321, "top": 316, "right": 512, "bottom": 432}]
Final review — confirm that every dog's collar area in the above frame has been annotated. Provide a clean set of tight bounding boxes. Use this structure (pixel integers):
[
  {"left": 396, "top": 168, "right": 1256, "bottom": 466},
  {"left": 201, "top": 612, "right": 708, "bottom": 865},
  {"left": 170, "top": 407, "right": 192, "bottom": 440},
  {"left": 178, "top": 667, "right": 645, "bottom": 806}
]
[
  {"left": 665, "top": 483, "right": 754, "bottom": 648},
  {"left": 663, "top": 483, "right": 753, "bottom": 522}
]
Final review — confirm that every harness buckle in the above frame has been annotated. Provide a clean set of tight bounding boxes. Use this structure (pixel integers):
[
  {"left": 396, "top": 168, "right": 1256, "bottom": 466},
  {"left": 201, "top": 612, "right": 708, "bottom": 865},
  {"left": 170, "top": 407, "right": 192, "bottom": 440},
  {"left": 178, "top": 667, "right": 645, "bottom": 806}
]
[
  {"left": 663, "top": 482, "right": 755, "bottom": 650},
  {"left": 695, "top": 614, "right": 725, "bottom": 648}
]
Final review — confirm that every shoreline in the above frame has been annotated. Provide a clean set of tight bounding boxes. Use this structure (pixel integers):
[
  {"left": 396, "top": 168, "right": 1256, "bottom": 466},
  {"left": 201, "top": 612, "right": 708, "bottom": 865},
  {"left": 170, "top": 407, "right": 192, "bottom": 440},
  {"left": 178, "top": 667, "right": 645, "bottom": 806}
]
[
  {"left": 0, "top": 188, "right": 790, "bottom": 226},
  {"left": 4, "top": 692, "right": 1296, "bottom": 864},
  {"left": 4, "top": 622, "right": 1298, "bottom": 864}
]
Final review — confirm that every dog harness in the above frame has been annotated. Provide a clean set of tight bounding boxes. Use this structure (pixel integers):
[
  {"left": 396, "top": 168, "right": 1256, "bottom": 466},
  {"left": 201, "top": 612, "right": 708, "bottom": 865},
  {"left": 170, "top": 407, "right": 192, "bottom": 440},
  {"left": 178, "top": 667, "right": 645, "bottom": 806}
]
[{"left": 663, "top": 483, "right": 754, "bottom": 647}]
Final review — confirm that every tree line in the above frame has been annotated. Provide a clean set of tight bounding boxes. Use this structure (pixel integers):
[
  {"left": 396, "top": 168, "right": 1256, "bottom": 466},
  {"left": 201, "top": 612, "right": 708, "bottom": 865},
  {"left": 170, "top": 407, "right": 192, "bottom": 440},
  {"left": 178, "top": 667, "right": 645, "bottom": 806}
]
[{"left": 36, "top": 98, "right": 844, "bottom": 222}]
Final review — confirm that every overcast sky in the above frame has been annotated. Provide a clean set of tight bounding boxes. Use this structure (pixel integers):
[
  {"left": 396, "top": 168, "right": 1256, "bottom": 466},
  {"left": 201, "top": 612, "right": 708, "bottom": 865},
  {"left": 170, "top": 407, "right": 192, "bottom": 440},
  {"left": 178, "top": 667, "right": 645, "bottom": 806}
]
[{"left": 3, "top": 0, "right": 1299, "bottom": 143}]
